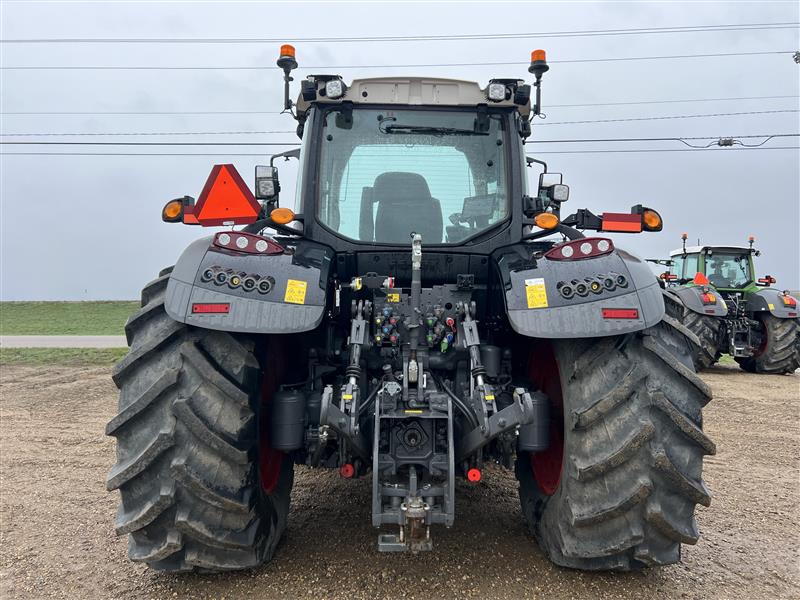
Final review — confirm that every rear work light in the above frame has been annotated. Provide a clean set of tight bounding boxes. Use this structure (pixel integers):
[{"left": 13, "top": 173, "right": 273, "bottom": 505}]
[
  {"left": 601, "top": 308, "right": 639, "bottom": 319},
  {"left": 545, "top": 237, "right": 614, "bottom": 261},
  {"left": 213, "top": 231, "right": 284, "bottom": 255},
  {"left": 192, "top": 303, "right": 230, "bottom": 314}
]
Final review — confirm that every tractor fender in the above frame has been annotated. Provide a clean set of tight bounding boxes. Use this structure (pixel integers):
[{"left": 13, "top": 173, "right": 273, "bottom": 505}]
[
  {"left": 497, "top": 245, "right": 664, "bottom": 339},
  {"left": 747, "top": 288, "right": 799, "bottom": 319},
  {"left": 664, "top": 286, "right": 728, "bottom": 317},
  {"left": 164, "top": 235, "right": 332, "bottom": 333}
]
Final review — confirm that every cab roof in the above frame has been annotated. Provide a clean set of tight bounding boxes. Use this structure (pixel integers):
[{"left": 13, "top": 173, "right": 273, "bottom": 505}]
[
  {"left": 669, "top": 245, "right": 752, "bottom": 257},
  {"left": 295, "top": 76, "right": 531, "bottom": 117}
]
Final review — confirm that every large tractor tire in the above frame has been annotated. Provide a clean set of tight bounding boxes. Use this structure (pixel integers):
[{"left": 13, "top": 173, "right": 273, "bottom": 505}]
[
  {"left": 517, "top": 319, "right": 715, "bottom": 570},
  {"left": 664, "top": 291, "right": 723, "bottom": 371},
  {"left": 106, "top": 268, "right": 292, "bottom": 572},
  {"left": 735, "top": 314, "right": 800, "bottom": 374}
]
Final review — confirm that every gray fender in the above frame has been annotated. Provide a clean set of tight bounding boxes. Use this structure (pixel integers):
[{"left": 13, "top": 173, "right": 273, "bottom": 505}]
[
  {"left": 165, "top": 235, "right": 332, "bottom": 334},
  {"left": 664, "top": 286, "right": 728, "bottom": 317},
  {"left": 499, "top": 246, "right": 664, "bottom": 339},
  {"left": 747, "top": 288, "right": 799, "bottom": 318}
]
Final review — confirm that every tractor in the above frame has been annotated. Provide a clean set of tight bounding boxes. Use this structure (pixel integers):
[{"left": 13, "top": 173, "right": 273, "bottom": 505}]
[
  {"left": 654, "top": 235, "right": 799, "bottom": 373},
  {"left": 106, "top": 46, "right": 713, "bottom": 573}
]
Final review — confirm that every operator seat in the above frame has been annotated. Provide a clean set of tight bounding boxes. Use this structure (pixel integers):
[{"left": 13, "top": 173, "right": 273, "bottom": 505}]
[{"left": 372, "top": 172, "right": 443, "bottom": 244}]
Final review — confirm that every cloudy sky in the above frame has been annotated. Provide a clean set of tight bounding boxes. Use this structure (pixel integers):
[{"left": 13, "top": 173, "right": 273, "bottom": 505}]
[{"left": 1, "top": 0, "right": 798, "bottom": 300}]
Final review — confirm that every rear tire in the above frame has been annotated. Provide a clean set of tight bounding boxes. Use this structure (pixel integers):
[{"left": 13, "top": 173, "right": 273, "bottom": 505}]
[
  {"left": 735, "top": 314, "right": 800, "bottom": 374},
  {"left": 664, "top": 291, "right": 723, "bottom": 370},
  {"left": 517, "top": 320, "right": 714, "bottom": 570},
  {"left": 106, "top": 270, "right": 292, "bottom": 572}
]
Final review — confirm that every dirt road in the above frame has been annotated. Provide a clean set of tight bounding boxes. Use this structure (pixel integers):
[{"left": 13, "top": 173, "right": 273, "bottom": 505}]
[{"left": 0, "top": 363, "right": 797, "bottom": 599}]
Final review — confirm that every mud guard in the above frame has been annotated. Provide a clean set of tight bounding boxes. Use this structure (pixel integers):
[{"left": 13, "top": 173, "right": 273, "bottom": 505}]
[
  {"left": 747, "top": 288, "right": 799, "bottom": 319},
  {"left": 497, "top": 246, "right": 664, "bottom": 338},
  {"left": 164, "top": 235, "right": 332, "bottom": 333},
  {"left": 664, "top": 286, "right": 728, "bottom": 317}
]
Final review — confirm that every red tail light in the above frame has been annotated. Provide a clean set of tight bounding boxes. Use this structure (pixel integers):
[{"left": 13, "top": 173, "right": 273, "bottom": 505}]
[
  {"left": 659, "top": 272, "right": 678, "bottom": 281},
  {"left": 601, "top": 308, "right": 639, "bottom": 319},
  {"left": 191, "top": 303, "right": 230, "bottom": 314},
  {"left": 783, "top": 294, "right": 797, "bottom": 307},
  {"left": 213, "top": 231, "right": 284, "bottom": 255},
  {"left": 701, "top": 292, "right": 717, "bottom": 305},
  {"left": 467, "top": 468, "right": 482, "bottom": 483},
  {"left": 545, "top": 237, "right": 614, "bottom": 261}
]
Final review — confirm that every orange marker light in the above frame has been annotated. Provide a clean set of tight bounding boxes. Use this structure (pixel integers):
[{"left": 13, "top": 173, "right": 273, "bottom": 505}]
[
  {"left": 270, "top": 207, "right": 295, "bottom": 225},
  {"left": 534, "top": 212, "right": 560, "bottom": 230},
  {"left": 642, "top": 209, "right": 663, "bottom": 231},
  {"left": 748, "top": 235, "right": 755, "bottom": 242},
  {"left": 531, "top": 49, "right": 546, "bottom": 62},
  {"left": 681, "top": 233, "right": 688, "bottom": 240},
  {"left": 279, "top": 44, "right": 295, "bottom": 58},
  {"left": 161, "top": 199, "right": 183, "bottom": 222}
]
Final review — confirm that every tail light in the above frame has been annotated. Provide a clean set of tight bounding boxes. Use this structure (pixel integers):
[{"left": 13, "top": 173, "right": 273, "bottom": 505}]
[
  {"left": 601, "top": 308, "right": 639, "bottom": 319},
  {"left": 660, "top": 272, "right": 678, "bottom": 281},
  {"left": 782, "top": 294, "right": 797, "bottom": 307},
  {"left": 701, "top": 292, "right": 717, "bottom": 305},
  {"left": 213, "top": 231, "right": 284, "bottom": 255},
  {"left": 545, "top": 237, "right": 614, "bottom": 261}
]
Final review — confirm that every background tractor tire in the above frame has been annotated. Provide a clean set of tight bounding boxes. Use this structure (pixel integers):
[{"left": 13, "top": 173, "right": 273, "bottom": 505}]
[
  {"left": 664, "top": 291, "right": 723, "bottom": 370},
  {"left": 106, "top": 268, "right": 292, "bottom": 572},
  {"left": 517, "top": 319, "right": 715, "bottom": 571},
  {"left": 735, "top": 314, "right": 800, "bottom": 375}
]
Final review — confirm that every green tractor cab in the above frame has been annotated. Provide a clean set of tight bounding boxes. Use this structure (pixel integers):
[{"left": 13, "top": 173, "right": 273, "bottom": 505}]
[{"left": 657, "top": 235, "right": 799, "bottom": 373}]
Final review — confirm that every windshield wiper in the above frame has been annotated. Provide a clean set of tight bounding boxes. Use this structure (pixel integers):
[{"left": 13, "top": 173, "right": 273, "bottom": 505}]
[{"left": 381, "top": 124, "right": 488, "bottom": 136}]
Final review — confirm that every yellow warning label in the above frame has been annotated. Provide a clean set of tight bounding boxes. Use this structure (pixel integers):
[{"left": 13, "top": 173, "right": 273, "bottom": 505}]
[
  {"left": 768, "top": 303, "right": 775, "bottom": 310},
  {"left": 405, "top": 409, "right": 424, "bottom": 414},
  {"left": 342, "top": 394, "right": 353, "bottom": 400},
  {"left": 525, "top": 277, "right": 548, "bottom": 309},
  {"left": 484, "top": 394, "right": 495, "bottom": 401},
  {"left": 386, "top": 293, "right": 401, "bottom": 303},
  {"left": 284, "top": 279, "right": 308, "bottom": 305}
]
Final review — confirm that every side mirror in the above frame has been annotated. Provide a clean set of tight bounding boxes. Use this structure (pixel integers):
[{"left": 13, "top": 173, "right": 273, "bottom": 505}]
[{"left": 255, "top": 165, "right": 280, "bottom": 203}]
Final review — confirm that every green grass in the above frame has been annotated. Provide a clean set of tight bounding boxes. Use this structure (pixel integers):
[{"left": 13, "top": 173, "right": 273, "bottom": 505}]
[
  {"left": 0, "top": 347, "right": 127, "bottom": 367},
  {"left": 0, "top": 301, "right": 139, "bottom": 335},
  {"left": 718, "top": 354, "right": 736, "bottom": 365}
]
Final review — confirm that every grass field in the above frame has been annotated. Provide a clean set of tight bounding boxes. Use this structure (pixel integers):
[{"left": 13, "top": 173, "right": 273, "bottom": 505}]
[
  {"left": 0, "top": 301, "right": 138, "bottom": 336},
  {"left": 0, "top": 347, "right": 128, "bottom": 366}
]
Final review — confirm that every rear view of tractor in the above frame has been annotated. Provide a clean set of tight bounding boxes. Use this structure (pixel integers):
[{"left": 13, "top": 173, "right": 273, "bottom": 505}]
[
  {"left": 657, "top": 235, "right": 799, "bottom": 373},
  {"left": 106, "top": 46, "right": 714, "bottom": 574}
]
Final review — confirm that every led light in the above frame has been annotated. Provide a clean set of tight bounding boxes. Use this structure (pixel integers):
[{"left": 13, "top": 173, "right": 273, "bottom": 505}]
[
  {"left": 580, "top": 242, "right": 593, "bottom": 255},
  {"left": 270, "top": 207, "right": 295, "bottom": 225},
  {"left": 236, "top": 236, "right": 249, "bottom": 249},
  {"left": 487, "top": 83, "right": 507, "bottom": 102},
  {"left": 596, "top": 239, "right": 610, "bottom": 252},
  {"left": 325, "top": 79, "right": 345, "bottom": 99},
  {"left": 561, "top": 245, "right": 574, "bottom": 258},
  {"left": 642, "top": 209, "right": 663, "bottom": 231},
  {"left": 254, "top": 240, "right": 268, "bottom": 252},
  {"left": 162, "top": 199, "right": 184, "bottom": 222},
  {"left": 551, "top": 184, "right": 569, "bottom": 202},
  {"left": 218, "top": 233, "right": 231, "bottom": 246},
  {"left": 257, "top": 179, "right": 275, "bottom": 198}
]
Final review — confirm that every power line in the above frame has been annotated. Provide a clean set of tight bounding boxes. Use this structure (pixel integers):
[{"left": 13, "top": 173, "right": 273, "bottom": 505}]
[
  {"left": 3, "top": 147, "right": 798, "bottom": 157},
  {"left": 3, "top": 50, "right": 793, "bottom": 70},
  {"left": 3, "top": 95, "right": 795, "bottom": 116},
  {"left": 538, "top": 109, "right": 799, "bottom": 125},
  {"left": 2, "top": 22, "right": 796, "bottom": 44}
]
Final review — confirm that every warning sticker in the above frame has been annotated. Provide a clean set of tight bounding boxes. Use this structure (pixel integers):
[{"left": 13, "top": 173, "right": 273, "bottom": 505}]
[
  {"left": 284, "top": 279, "right": 308, "bottom": 305},
  {"left": 386, "top": 293, "right": 401, "bottom": 303},
  {"left": 525, "top": 277, "right": 549, "bottom": 309},
  {"left": 768, "top": 303, "right": 775, "bottom": 310}
]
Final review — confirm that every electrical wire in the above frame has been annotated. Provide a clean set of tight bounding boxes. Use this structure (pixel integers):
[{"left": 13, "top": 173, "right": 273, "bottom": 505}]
[
  {"left": 537, "top": 109, "right": 799, "bottom": 125},
  {"left": 3, "top": 95, "right": 795, "bottom": 116},
  {"left": 3, "top": 50, "right": 793, "bottom": 70},
  {"left": 2, "top": 22, "right": 796, "bottom": 43},
  {"left": 3, "top": 147, "right": 798, "bottom": 157}
]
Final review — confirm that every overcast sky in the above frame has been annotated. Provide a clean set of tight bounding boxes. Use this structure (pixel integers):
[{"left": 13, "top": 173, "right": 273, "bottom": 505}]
[{"left": 1, "top": 0, "right": 798, "bottom": 300}]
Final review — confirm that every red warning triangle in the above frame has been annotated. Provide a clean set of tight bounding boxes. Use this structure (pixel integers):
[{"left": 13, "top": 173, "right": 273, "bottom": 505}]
[{"left": 193, "top": 164, "right": 261, "bottom": 226}]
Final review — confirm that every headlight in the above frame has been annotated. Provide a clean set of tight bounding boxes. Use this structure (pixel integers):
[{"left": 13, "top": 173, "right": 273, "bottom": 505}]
[
  {"left": 487, "top": 83, "right": 507, "bottom": 102},
  {"left": 325, "top": 79, "right": 346, "bottom": 99}
]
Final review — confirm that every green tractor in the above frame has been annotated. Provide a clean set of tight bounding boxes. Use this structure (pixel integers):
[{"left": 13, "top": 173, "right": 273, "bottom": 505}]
[{"left": 654, "top": 235, "right": 799, "bottom": 373}]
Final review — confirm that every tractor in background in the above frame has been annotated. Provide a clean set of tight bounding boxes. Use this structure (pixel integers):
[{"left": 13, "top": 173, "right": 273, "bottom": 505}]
[{"left": 654, "top": 235, "right": 799, "bottom": 373}]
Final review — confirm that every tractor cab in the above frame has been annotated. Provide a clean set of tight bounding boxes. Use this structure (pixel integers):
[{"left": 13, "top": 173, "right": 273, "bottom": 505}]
[{"left": 668, "top": 246, "right": 755, "bottom": 291}]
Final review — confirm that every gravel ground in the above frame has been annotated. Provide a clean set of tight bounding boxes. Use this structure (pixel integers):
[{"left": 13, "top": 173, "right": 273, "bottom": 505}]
[{"left": 0, "top": 363, "right": 797, "bottom": 599}]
